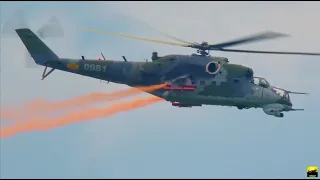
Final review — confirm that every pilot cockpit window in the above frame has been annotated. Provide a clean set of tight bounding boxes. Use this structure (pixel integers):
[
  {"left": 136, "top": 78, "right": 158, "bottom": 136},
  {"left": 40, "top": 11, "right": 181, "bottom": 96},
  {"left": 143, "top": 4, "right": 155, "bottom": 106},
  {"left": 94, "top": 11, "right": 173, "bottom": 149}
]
[
  {"left": 252, "top": 78, "right": 260, "bottom": 86},
  {"left": 251, "top": 77, "right": 270, "bottom": 88},
  {"left": 259, "top": 78, "right": 270, "bottom": 88}
]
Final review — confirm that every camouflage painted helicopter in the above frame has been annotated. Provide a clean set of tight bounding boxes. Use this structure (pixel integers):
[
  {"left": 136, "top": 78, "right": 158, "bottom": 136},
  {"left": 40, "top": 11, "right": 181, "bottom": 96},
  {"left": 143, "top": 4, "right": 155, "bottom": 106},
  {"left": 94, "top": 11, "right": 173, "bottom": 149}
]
[{"left": 15, "top": 28, "right": 320, "bottom": 117}]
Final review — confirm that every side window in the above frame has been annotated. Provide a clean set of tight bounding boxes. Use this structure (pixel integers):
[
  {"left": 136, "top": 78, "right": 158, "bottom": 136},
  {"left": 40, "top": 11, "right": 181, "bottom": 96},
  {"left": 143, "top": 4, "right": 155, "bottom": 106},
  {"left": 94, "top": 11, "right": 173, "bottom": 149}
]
[
  {"left": 253, "top": 78, "right": 260, "bottom": 85},
  {"left": 200, "top": 80, "right": 205, "bottom": 85}
]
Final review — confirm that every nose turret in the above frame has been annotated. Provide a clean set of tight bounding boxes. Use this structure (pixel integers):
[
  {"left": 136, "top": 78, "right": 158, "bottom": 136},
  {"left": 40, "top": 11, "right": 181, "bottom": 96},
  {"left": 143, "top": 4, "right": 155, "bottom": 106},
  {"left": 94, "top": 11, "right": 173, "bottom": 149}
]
[{"left": 276, "top": 96, "right": 292, "bottom": 107}]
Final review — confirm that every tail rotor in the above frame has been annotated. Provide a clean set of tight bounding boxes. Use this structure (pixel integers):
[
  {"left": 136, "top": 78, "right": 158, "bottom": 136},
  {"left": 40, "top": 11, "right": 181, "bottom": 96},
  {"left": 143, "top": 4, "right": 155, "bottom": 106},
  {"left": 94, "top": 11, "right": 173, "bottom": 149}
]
[{"left": 1, "top": 10, "right": 64, "bottom": 68}]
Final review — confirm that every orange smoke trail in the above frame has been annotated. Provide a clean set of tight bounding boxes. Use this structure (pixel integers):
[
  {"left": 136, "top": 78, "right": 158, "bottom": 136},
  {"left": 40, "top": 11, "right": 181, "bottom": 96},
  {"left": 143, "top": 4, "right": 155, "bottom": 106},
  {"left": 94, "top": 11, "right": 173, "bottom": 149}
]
[
  {"left": 1, "top": 84, "right": 166, "bottom": 120},
  {"left": 0, "top": 96, "right": 163, "bottom": 139}
]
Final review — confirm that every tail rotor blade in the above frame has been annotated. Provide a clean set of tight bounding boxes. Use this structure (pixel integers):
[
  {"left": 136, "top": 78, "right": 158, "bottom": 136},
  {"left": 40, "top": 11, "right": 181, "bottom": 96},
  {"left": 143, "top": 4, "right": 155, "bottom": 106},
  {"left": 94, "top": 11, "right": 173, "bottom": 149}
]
[
  {"left": 1, "top": 10, "right": 29, "bottom": 37},
  {"left": 37, "top": 16, "right": 64, "bottom": 39},
  {"left": 25, "top": 16, "right": 64, "bottom": 68}
]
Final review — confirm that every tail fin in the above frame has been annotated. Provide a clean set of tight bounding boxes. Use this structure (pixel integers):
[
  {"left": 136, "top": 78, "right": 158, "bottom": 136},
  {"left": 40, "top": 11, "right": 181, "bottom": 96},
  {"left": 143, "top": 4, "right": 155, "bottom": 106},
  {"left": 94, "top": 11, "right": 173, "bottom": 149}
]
[{"left": 15, "top": 28, "right": 59, "bottom": 66}]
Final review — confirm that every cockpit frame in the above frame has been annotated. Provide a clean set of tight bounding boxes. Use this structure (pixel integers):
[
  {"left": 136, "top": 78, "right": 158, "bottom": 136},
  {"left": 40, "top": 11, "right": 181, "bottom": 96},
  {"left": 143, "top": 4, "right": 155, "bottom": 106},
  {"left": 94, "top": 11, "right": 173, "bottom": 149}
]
[{"left": 251, "top": 76, "right": 271, "bottom": 88}]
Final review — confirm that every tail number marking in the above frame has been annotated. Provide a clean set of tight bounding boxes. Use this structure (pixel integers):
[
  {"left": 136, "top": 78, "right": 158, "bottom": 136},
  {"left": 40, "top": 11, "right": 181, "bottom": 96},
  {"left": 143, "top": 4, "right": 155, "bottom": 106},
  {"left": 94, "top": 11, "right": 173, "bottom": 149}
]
[{"left": 84, "top": 64, "right": 107, "bottom": 72}]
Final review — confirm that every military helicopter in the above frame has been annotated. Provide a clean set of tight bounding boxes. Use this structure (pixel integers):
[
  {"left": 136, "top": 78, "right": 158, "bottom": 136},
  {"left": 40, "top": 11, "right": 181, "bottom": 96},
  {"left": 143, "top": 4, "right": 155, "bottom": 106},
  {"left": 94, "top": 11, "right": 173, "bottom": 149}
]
[{"left": 15, "top": 28, "right": 320, "bottom": 117}]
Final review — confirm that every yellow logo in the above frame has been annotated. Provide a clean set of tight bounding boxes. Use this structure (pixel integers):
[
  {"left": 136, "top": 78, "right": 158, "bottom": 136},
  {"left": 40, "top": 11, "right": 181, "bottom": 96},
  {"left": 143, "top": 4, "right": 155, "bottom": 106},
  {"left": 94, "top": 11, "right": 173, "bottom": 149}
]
[
  {"left": 307, "top": 166, "right": 318, "bottom": 177},
  {"left": 66, "top": 64, "right": 79, "bottom": 70}
]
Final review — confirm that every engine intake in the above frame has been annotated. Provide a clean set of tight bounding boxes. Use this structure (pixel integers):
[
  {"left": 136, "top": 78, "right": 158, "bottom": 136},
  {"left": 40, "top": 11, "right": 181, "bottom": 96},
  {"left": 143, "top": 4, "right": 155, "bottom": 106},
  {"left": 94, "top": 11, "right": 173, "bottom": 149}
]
[{"left": 206, "top": 61, "right": 221, "bottom": 75}]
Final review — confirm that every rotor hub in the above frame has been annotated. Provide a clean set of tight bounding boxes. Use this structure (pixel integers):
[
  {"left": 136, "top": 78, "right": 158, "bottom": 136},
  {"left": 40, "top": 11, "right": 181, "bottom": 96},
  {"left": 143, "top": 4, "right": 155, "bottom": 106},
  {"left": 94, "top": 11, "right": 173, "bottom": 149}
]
[{"left": 201, "top": 41, "right": 209, "bottom": 46}]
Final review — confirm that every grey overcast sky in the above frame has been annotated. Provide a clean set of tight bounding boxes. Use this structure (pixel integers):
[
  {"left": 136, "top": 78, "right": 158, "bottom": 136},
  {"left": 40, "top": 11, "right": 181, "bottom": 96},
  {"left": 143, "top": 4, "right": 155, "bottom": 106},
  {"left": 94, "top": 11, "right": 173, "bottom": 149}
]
[{"left": 1, "top": 1, "right": 319, "bottom": 178}]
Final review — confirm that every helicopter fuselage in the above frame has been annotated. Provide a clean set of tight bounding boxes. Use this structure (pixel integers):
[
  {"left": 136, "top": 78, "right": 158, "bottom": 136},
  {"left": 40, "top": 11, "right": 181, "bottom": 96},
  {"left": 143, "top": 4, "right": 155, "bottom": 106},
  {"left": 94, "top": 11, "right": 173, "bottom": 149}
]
[
  {"left": 43, "top": 53, "right": 292, "bottom": 118},
  {"left": 15, "top": 28, "right": 297, "bottom": 118}
]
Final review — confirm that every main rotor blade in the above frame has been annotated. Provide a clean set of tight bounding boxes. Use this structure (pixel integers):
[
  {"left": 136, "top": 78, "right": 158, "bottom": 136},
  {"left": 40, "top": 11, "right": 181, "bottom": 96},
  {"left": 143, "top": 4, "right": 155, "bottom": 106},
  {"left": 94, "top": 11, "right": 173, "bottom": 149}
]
[
  {"left": 157, "top": 31, "right": 199, "bottom": 45},
  {"left": 217, "top": 48, "right": 320, "bottom": 56},
  {"left": 126, "top": 16, "right": 199, "bottom": 45},
  {"left": 209, "top": 31, "right": 290, "bottom": 49},
  {"left": 81, "top": 28, "right": 191, "bottom": 47},
  {"left": 152, "top": 29, "right": 199, "bottom": 45}
]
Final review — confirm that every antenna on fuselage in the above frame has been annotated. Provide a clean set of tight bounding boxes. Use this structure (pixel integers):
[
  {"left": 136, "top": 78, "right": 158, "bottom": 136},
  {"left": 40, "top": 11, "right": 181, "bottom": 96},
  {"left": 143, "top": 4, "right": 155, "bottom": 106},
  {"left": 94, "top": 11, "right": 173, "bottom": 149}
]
[
  {"left": 101, "top": 53, "right": 106, "bottom": 60},
  {"left": 98, "top": 52, "right": 109, "bottom": 84},
  {"left": 122, "top": 56, "right": 128, "bottom": 62}
]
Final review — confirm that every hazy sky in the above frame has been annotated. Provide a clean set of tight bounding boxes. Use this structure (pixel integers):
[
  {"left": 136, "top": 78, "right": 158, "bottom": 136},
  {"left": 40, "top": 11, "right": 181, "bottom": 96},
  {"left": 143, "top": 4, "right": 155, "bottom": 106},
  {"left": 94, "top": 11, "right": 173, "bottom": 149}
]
[{"left": 1, "top": 1, "right": 319, "bottom": 178}]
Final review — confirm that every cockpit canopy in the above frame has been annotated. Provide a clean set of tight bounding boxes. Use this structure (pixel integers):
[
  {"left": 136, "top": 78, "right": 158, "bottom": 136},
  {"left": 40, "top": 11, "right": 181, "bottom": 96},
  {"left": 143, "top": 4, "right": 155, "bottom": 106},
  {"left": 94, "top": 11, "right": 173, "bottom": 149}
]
[
  {"left": 250, "top": 76, "right": 291, "bottom": 101},
  {"left": 272, "top": 87, "right": 290, "bottom": 100},
  {"left": 251, "top": 76, "right": 270, "bottom": 88}
]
